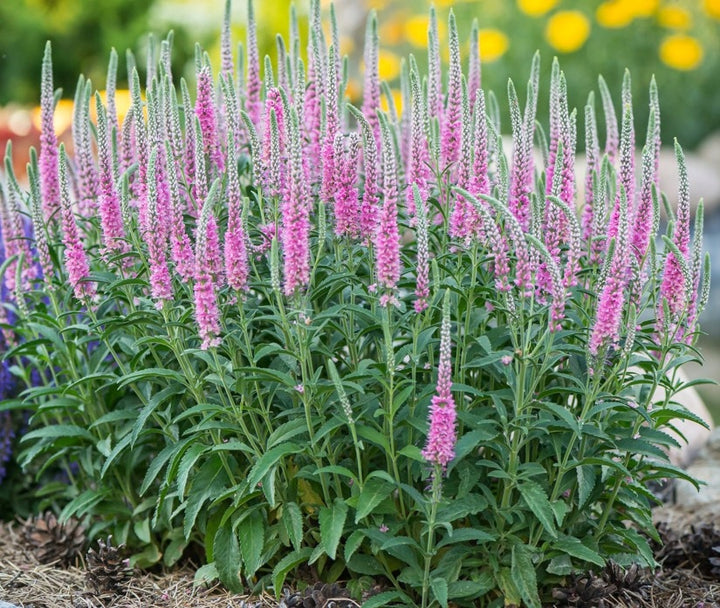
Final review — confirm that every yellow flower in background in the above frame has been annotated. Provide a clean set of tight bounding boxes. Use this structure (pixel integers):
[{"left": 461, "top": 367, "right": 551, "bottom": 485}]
[
  {"left": 596, "top": 0, "right": 635, "bottom": 28},
  {"left": 380, "top": 17, "right": 405, "bottom": 46},
  {"left": 378, "top": 49, "right": 401, "bottom": 81},
  {"left": 705, "top": 0, "right": 720, "bottom": 19},
  {"left": 478, "top": 29, "right": 509, "bottom": 62},
  {"left": 404, "top": 15, "right": 429, "bottom": 48},
  {"left": 658, "top": 6, "right": 692, "bottom": 29},
  {"left": 517, "top": 0, "right": 558, "bottom": 17},
  {"left": 660, "top": 34, "right": 704, "bottom": 70},
  {"left": 631, "top": 0, "right": 659, "bottom": 17},
  {"left": 403, "top": 14, "right": 448, "bottom": 49},
  {"left": 545, "top": 11, "right": 591, "bottom": 53}
]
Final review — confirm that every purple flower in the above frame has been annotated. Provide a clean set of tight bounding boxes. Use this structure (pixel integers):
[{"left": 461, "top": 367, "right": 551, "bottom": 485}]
[
  {"left": 321, "top": 45, "right": 340, "bottom": 205},
  {"left": 349, "top": 107, "right": 380, "bottom": 242},
  {"left": 422, "top": 294, "right": 457, "bottom": 469},
  {"left": 72, "top": 77, "right": 100, "bottom": 216}
]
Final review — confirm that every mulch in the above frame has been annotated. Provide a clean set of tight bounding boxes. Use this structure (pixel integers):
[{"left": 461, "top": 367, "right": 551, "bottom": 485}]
[{"left": 1, "top": 519, "right": 719, "bottom": 608}]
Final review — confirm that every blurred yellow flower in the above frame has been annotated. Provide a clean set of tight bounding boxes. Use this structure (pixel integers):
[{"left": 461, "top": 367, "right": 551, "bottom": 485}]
[
  {"left": 403, "top": 15, "right": 428, "bottom": 48},
  {"left": 517, "top": 0, "right": 558, "bottom": 17},
  {"left": 658, "top": 6, "right": 692, "bottom": 29},
  {"left": 704, "top": 0, "right": 720, "bottom": 19},
  {"left": 404, "top": 14, "right": 448, "bottom": 49},
  {"left": 631, "top": 0, "right": 659, "bottom": 17},
  {"left": 545, "top": 11, "right": 591, "bottom": 53},
  {"left": 380, "top": 18, "right": 405, "bottom": 46},
  {"left": 660, "top": 34, "right": 703, "bottom": 70},
  {"left": 378, "top": 49, "right": 401, "bottom": 81},
  {"left": 478, "top": 29, "right": 509, "bottom": 62},
  {"left": 596, "top": 1, "right": 635, "bottom": 28}
]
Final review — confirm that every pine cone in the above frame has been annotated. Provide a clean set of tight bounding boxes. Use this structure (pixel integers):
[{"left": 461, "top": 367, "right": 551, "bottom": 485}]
[
  {"left": 551, "top": 571, "right": 616, "bottom": 607},
  {"left": 280, "top": 582, "right": 356, "bottom": 608},
  {"left": 21, "top": 511, "right": 85, "bottom": 566},
  {"left": 603, "top": 561, "right": 648, "bottom": 593},
  {"left": 85, "top": 536, "right": 133, "bottom": 600}
]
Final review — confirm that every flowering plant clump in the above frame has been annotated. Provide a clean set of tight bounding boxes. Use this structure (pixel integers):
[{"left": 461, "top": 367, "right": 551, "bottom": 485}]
[{"left": 0, "top": 0, "right": 711, "bottom": 606}]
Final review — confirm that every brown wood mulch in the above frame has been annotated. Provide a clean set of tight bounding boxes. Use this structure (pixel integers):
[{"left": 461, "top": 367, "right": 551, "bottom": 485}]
[{"left": 1, "top": 521, "right": 719, "bottom": 608}]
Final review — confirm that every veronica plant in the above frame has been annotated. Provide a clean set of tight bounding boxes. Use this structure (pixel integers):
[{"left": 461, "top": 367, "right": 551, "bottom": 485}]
[{"left": 1, "top": 1, "right": 711, "bottom": 606}]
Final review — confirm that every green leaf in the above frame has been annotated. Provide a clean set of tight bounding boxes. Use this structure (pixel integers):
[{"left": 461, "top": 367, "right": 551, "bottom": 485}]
[
  {"left": 22, "top": 424, "right": 94, "bottom": 443},
  {"left": 546, "top": 554, "right": 573, "bottom": 576},
  {"left": 100, "top": 433, "right": 133, "bottom": 478},
  {"left": 194, "top": 563, "right": 219, "bottom": 587},
  {"left": 511, "top": 543, "right": 541, "bottom": 608},
  {"left": 59, "top": 489, "right": 110, "bottom": 522},
  {"left": 436, "top": 528, "right": 495, "bottom": 548},
  {"left": 140, "top": 442, "right": 178, "bottom": 496},
  {"left": 272, "top": 548, "right": 313, "bottom": 595},
  {"left": 576, "top": 465, "right": 596, "bottom": 508},
  {"left": 247, "top": 443, "right": 302, "bottom": 489},
  {"left": 319, "top": 498, "right": 348, "bottom": 560},
  {"left": 214, "top": 522, "right": 243, "bottom": 593},
  {"left": 238, "top": 510, "right": 265, "bottom": 579},
  {"left": 163, "top": 537, "right": 188, "bottom": 568},
  {"left": 555, "top": 535, "right": 605, "bottom": 567},
  {"left": 176, "top": 443, "right": 209, "bottom": 497},
  {"left": 447, "top": 574, "right": 494, "bottom": 599},
  {"left": 116, "top": 367, "right": 186, "bottom": 388},
  {"left": 282, "top": 502, "right": 304, "bottom": 552},
  {"left": 432, "top": 577, "right": 449, "bottom": 608},
  {"left": 360, "top": 590, "right": 408, "bottom": 608},
  {"left": 355, "top": 478, "right": 394, "bottom": 523},
  {"left": 131, "top": 383, "right": 185, "bottom": 446},
  {"left": 437, "top": 494, "right": 488, "bottom": 523},
  {"left": 344, "top": 529, "right": 365, "bottom": 562},
  {"left": 518, "top": 481, "right": 557, "bottom": 538}
]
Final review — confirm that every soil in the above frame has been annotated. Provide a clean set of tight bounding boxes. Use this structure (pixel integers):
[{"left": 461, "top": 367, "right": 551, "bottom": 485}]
[{"left": 1, "top": 520, "right": 719, "bottom": 608}]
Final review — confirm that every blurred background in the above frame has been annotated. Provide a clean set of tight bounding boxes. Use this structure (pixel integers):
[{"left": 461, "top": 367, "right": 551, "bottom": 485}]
[{"left": 0, "top": 0, "right": 718, "bottom": 415}]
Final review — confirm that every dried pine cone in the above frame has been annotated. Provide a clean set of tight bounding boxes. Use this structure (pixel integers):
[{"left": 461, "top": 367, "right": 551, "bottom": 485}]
[
  {"left": 85, "top": 536, "right": 133, "bottom": 599},
  {"left": 551, "top": 570, "right": 616, "bottom": 607},
  {"left": 21, "top": 511, "right": 86, "bottom": 566},
  {"left": 280, "top": 582, "right": 357, "bottom": 608}
]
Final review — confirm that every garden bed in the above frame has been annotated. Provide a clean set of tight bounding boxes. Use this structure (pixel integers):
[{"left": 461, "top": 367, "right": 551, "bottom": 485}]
[{"left": 1, "top": 520, "right": 719, "bottom": 608}]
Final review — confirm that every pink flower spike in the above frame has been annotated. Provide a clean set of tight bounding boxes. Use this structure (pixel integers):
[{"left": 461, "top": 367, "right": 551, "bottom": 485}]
[
  {"left": 422, "top": 292, "right": 457, "bottom": 470},
  {"left": 194, "top": 180, "right": 223, "bottom": 349},
  {"left": 440, "top": 11, "right": 462, "bottom": 173},
  {"left": 58, "top": 146, "right": 95, "bottom": 300},
  {"left": 413, "top": 186, "right": 430, "bottom": 313},
  {"left": 39, "top": 42, "right": 61, "bottom": 224},
  {"left": 361, "top": 11, "right": 381, "bottom": 149},
  {"left": 224, "top": 135, "right": 249, "bottom": 292},
  {"left": 94, "top": 92, "right": 130, "bottom": 265},
  {"left": 146, "top": 147, "right": 173, "bottom": 308},
  {"left": 589, "top": 187, "right": 630, "bottom": 356},
  {"left": 348, "top": 106, "right": 380, "bottom": 242},
  {"left": 195, "top": 63, "right": 225, "bottom": 173},
  {"left": 245, "top": 0, "right": 263, "bottom": 129},
  {"left": 333, "top": 132, "right": 362, "bottom": 239},
  {"left": 374, "top": 113, "right": 401, "bottom": 301},
  {"left": 281, "top": 108, "right": 311, "bottom": 297}
]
